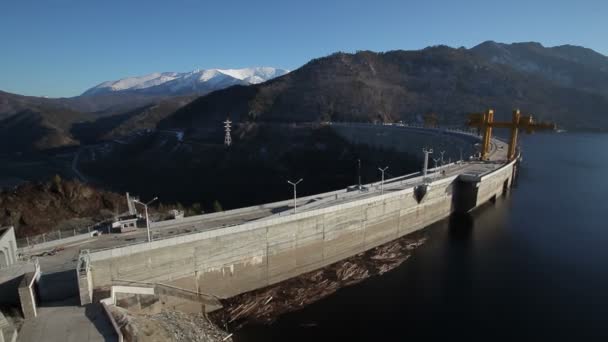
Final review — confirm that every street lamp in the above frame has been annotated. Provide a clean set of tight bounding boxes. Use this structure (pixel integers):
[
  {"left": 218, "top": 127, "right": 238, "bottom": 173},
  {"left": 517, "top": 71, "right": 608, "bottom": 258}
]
[
  {"left": 287, "top": 179, "right": 303, "bottom": 214},
  {"left": 134, "top": 197, "right": 157, "bottom": 243},
  {"left": 432, "top": 157, "right": 441, "bottom": 178},
  {"left": 422, "top": 147, "right": 433, "bottom": 176},
  {"left": 378, "top": 166, "right": 389, "bottom": 195},
  {"left": 440, "top": 151, "right": 445, "bottom": 165}
]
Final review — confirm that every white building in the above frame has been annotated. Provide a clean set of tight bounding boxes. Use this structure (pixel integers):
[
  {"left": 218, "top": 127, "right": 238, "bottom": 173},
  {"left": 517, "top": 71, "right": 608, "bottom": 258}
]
[{"left": 0, "top": 227, "right": 17, "bottom": 269}]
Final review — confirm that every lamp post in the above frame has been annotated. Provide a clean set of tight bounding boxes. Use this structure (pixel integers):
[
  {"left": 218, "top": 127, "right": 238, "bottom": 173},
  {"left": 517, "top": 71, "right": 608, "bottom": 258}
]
[
  {"left": 287, "top": 179, "right": 303, "bottom": 214},
  {"left": 134, "top": 197, "right": 157, "bottom": 243},
  {"left": 378, "top": 166, "right": 389, "bottom": 195},
  {"left": 440, "top": 151, "right": 445, "bottom": 165},
  {"left": 422, "top": 148, "right": 433, "bottom": 176},
  {"left": 432, "top": 158, "right": 441, "bottom": 178}
]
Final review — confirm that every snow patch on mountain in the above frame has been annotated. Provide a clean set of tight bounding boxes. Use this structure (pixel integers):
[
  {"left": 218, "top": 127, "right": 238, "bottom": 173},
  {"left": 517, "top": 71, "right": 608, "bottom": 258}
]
[{"left": 82, "top": 67, "right": 289, "bottom": 96}]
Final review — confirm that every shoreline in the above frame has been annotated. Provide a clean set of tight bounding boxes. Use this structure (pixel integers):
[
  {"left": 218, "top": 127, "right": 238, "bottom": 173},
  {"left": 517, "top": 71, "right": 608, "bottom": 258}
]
[{"left": 209, "top": 231, "right": 427, "bottom": 331}]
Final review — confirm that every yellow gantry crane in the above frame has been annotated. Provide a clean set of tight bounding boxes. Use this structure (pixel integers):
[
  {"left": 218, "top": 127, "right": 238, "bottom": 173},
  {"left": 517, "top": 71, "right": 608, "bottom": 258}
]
[{"left": 468, "top": 109, "right": 556, "bottom": 161}]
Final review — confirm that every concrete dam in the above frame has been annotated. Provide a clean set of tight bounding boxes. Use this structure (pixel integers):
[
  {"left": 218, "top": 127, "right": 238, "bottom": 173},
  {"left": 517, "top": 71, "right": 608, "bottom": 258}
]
[{"left": 77, "top": 123, "right": 516, "bottom": 306}]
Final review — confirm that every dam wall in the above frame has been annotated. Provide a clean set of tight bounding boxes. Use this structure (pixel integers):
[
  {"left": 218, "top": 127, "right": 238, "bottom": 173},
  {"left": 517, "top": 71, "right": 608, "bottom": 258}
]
[
  {"left": 329, "top": 123, "right": 479, "bottom": 161},
  {"left": 86, "top": 140, "right": 515, "bottom": 302}
]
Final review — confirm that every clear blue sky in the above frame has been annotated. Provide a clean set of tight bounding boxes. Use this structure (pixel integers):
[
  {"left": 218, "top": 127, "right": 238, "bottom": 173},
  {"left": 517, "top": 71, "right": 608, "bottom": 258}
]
[{"left": 1, "top": 0, "right": 606, "bottom": 98}]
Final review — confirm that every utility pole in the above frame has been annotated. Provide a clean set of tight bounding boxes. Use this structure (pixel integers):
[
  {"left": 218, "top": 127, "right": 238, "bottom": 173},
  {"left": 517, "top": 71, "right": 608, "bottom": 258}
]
[
  {"left": 224, "top": 117, "right": 232, "bottom": 147},
  {"left": 422, "top": 148, "right": 433, "bottom": 176},
  {"left": 378, "top": 166, "right": 389, "bottom": 195},
  {"left": 287, "top": 179, "right": 303, "bottom": 214}
]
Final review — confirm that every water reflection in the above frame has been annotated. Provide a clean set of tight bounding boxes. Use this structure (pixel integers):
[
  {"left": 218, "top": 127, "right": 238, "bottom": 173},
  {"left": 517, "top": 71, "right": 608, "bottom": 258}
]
[
  {"left": 447, "top": 212, "right": 474, "bottom": 240},
  {"left": 235, "top": 133, "right": 608, "bottom": 341}
]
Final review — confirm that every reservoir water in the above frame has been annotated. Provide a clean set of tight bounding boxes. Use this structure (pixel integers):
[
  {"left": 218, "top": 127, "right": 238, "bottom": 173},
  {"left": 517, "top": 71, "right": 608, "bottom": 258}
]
[{"left": 235, "top": 133, "right": 608, "bottom": 341}]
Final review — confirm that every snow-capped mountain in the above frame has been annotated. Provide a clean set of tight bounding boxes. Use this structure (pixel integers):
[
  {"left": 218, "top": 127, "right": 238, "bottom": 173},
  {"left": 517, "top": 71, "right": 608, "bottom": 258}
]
[{"left": 82, "top": 67, "right": 289, "bottom": 96}]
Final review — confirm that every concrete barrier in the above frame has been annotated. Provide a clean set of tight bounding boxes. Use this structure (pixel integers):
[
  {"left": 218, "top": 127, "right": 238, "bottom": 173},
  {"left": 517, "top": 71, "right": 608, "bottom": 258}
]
[
  {"left": 0, "top": 227, "right": 17, "bottom": 269},
  {"left": 111, "top": 278, "right": 222, "bottom": 310},
  {"left": 81, "top": 126, "right": 514, "bottom": 304},
  {"left": 101, "top": 285, "right": 156, "bottom": 306},
  {"left": 17, "top": 259, "right": 40, "bottom": 319},
  {"left": 77, "top": 251, "right": 93, "bottom": 305},
  {"left": 101, "top": 303, "right": 124, "bottom": 342},
  {"left": 85, "top": 162, "right": 514, "bottom": 300}
]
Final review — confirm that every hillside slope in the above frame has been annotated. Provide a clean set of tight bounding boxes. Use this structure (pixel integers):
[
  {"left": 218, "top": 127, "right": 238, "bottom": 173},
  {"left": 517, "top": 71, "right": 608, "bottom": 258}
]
[
  {"left": 0, "top": 90, "right": 195, "bottom": 150},
  {"left": 3, "top": 41, "right": 608, "bottom": 153},
  {"left": 0, "top": 178, "right": 127, "bottom": 236},
  {"left": 161, "top": 46, "right": 608, "bottom": 132},
  {"left": 71, "top": 95, "right": 197, "bottom": 144},
  {"left": 471, "top": 41, "right": 608, "bottom": 96},
  {"left": 0, "top": 107, "right": 88, "bottom": 152}
]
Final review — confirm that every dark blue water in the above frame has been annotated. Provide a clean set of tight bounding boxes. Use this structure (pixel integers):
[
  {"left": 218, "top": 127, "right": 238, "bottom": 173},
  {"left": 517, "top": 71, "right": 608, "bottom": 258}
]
[{"left": 236, "top": 133, "right": 608, "bottom": 341}]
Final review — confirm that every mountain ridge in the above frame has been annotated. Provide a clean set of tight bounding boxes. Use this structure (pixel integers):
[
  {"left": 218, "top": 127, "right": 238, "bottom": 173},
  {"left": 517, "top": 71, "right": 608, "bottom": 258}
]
[
  {"left": 470, "top": 41, "right": 608, "bottom": 94},
  {"left": 3, "top": 41, "right": 608, "bottom": 152},
  {"left": 161, "top": 44, "right": 608, "bottom": 132},
  {"left": 81, "top": 67, "right": 289, "bottom": 96}
]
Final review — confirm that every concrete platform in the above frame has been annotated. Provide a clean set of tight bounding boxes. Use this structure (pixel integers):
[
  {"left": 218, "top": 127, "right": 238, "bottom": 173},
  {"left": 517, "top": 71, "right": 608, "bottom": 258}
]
[{"left": 17, "top": 299, "right": 117, "bottom": 342}]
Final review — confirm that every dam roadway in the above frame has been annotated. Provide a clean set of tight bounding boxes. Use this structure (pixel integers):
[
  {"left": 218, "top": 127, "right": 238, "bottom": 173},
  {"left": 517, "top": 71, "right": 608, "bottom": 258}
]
[
  {"left": 28, "top": 125, "right": 507, "bottom": 274},
  {"left": 18, "top": 123, "right": 516, "bottom": 311}
]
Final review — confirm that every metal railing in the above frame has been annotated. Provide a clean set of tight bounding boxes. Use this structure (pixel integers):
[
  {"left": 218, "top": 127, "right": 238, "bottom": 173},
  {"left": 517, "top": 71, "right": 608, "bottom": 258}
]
[{"left": 16, "top": 222, "right": 104, "bottom": 249}]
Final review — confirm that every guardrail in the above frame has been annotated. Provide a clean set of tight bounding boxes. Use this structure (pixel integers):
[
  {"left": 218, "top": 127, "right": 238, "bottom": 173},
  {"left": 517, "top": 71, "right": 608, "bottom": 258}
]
[
  {"left": 16, "top": 222, "right": 104, "bottom": 249},
  {"left": 18, "top": 231, "right": 101, "bottom": 256}
]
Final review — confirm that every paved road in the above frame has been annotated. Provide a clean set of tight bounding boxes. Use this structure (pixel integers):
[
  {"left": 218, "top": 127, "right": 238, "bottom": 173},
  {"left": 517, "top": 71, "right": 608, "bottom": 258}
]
[{"left": 17, "top": 299, "right": 117, "bottom": 342}]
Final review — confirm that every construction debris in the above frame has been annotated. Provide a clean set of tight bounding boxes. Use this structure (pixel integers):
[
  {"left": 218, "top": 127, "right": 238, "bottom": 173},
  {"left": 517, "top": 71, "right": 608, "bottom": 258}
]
[
  {"left": 107, "top": 234, "right": 427, "bottom": 339},
  {"left": 109, "top": 305, "right": 232, "bottom": 342},
  {"left": 211, "top": 235, "right": 427, "bottom": 330}
]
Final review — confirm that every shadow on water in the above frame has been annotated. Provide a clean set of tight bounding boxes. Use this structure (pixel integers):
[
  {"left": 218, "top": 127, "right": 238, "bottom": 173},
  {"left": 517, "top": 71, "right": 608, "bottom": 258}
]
[
  {"left": 447, "top": 212, "right": 474, "bottom": 241},
  {"left": 235, "top": 134, "right": 608, "bottom": 341}
]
